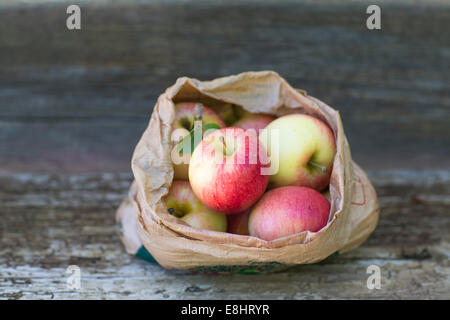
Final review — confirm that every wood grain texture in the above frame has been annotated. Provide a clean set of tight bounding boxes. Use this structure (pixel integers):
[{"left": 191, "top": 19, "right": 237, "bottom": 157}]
[
  {"left": 0, "top": 170, "right": 449, "bottom": 299},
  {"left": 0, "top": 1, "right": 449, "bottom": 172}
]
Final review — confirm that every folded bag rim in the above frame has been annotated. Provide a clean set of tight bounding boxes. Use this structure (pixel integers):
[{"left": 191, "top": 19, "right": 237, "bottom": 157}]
[{"left": 125, "top": 71, "right": 378, "bottom": 269}]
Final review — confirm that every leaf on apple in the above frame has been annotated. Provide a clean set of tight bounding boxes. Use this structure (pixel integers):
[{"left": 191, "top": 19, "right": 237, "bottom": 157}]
[
  {"left": 176, "top": 123, "right": 222, "bottom": 155},
  {"left": 202, "top": 123, "right": 221, "bottom": 132}
]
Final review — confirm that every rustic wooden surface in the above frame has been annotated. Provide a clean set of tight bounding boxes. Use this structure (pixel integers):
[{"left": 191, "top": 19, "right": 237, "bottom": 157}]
[
  {"left": 0, "top": 0, "right": 449, "bottom": 299},
  {"left": 0, "top": 170, "right": 449, "bottom": 299}
]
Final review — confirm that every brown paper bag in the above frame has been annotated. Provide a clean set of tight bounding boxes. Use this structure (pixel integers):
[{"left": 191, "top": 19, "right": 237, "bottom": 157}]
[{"left": 116, "top": 71, "right": 379, "bottom": 273}]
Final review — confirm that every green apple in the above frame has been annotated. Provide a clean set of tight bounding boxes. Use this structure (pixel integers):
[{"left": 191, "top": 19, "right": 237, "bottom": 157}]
[
  {"left": 259, "top": 114, "right": 336, "bottom": 191},
  {"left": 216, "top": 104, "right": 248, "bottom": 126},
  {"left": 163, "top": 180, "right": 227, "bottom": 232},
  {"left": 322, "top": 189, "right": 331, "bottom": 201}
]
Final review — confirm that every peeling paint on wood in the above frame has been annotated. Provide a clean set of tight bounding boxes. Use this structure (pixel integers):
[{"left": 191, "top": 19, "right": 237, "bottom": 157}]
[{"left": 0, "top": 171, "right": 448, "bottom": 299}]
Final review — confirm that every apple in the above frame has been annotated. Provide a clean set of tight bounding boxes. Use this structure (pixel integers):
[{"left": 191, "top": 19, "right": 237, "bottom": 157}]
[
  {"left": 163, "top": 180, "right": 227, "bottom": 232},
  {"left": 233, "top": 113, "right": 276, "bottom": 133},
  {"left": 248, "top": 186, "right": 330, "bottom": 241},
  {"left": 216, "top": 104, "right": 248, "bottom": 126},
  {"left": 171, "top": 102, "right": 225, "bottom": 180},
  {"left": 172, "top": 102, "right": 225, "bottom": 131},
  {"left": 322, "top": 189, "right": 330, "bottom": 201},
  {"left": 170, "top": 127, "right": 191, "bottom": 180},
  {"left": 227, "top": 210, "right": 250, "bottom": 235},
  {"left": 189, "top": 127, "right": 270, "bottom": 214},
  {"left": 259, "top": 113, "right": 336, "bottom": 191}
]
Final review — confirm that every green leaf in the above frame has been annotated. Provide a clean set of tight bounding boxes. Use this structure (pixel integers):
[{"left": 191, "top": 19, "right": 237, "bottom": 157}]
[
  {"left": 176, "top": 123, "right": 222, "bottom": 155},
  {"left": 202, "top": 123, "right": 221, "bottom": 132}
]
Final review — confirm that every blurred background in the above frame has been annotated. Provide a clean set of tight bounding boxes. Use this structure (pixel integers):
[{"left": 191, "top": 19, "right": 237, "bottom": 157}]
[{"left": 0, "top": 0, "right": 449, "bottom": 174}]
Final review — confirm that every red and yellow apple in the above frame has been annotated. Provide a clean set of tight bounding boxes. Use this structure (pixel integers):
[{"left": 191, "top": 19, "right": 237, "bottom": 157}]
[
  {"left": 189, "top": 127, "right": 269, "bottom": 214},
  {"left": 226, "top": 210, "right": 250, "bottom": 235},
  {"left": 170, "top": 102, "right": 225, "bottom": 180},
  {"left": 233, "top": 113, "right": 276, "bottom": 133},
  {"left": 163, "top": 180, "right": 227, "bottom": 232},
  {"left": 248, "top": 186, "right": 330, "bottom": 241},
  {"left": 259, "top": 114, "right": 336, "bottom": 191}
]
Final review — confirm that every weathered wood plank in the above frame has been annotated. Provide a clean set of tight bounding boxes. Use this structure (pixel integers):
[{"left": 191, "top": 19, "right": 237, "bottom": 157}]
[
  {"left": 0, "top": 1, "right": 449, "bottom": 172},
  {"left": 0, "top": 170, "right": 448, "bottom": 299}
]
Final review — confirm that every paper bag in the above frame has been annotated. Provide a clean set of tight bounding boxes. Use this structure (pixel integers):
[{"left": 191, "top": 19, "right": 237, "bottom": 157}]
[{"left": 116, "top": 71, "right": 379, "bottom": 273}]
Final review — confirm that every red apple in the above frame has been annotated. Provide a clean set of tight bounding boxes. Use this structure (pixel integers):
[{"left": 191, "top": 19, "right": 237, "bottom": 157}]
[
  {"left": 233, "top": 113, "right": 276, "bottom": 133},
  {"left": 163, "top": 180, "right": 227, "bottom": 232},
  {"left": 172, "top": 102, "right": 225, "bottom": 131},
  {"left": 227, "top": 210, "right": 250, "bottom": 235},
  {"left": 259, "top": 114, "right": 336, "bottom": 191},
  {"left": 171, "top": 102, "right": 225, "bottom": 180},
  {"left": 248, "top": 186, "right": 330, "bottom": 241},
  {"left": 189, "top": 127, "right": 269, "bottom": 214}
]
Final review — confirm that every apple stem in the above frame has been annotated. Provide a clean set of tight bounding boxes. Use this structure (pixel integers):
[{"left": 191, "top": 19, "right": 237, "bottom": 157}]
[
  {"left": 219, "top": 135, "right": 227, "bottom": 156},
  {"left": 309, "top": 161, "right": 328, "bottom": 173},
  {"left": 194, "top": 103, "right": 204, "bottom": 121}
]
